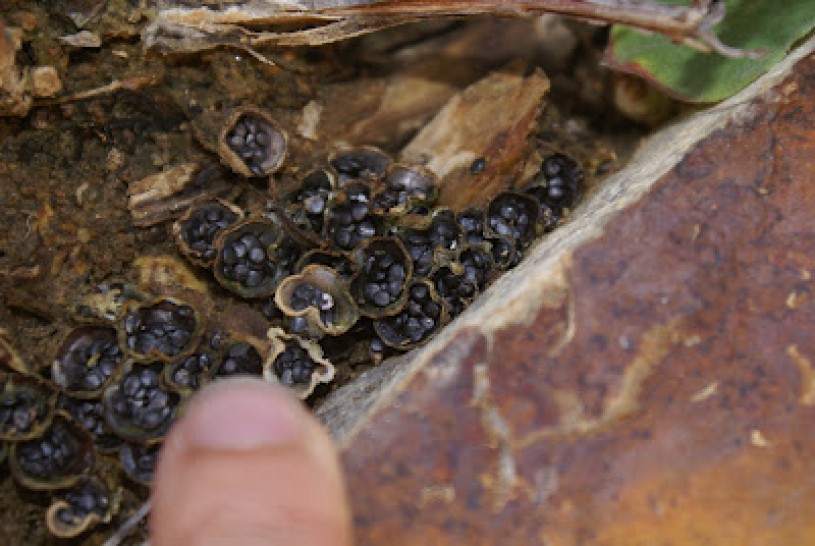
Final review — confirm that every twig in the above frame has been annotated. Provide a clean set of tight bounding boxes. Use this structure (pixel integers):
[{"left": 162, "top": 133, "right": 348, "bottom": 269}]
[
  {"left": 144, "top": 0, "right": 758, "bottom": 58},
  {"left": 319, "top": 0, "right": 756, "bottom": 57},
  {"left": 39, "top": 74, "right": 161, "bottom": 105},
  {"left": 102, "top": 500, "right": 152, "bottom": 546}
]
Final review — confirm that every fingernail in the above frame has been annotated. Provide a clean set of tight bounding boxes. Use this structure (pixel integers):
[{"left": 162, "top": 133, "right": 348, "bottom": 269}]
[{"left": 180, "top": 378, "right": 303, "bottom": 451}]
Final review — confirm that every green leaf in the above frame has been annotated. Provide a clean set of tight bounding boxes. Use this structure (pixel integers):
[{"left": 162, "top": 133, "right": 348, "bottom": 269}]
[{"left": 604, "top": 0, "right": 815, "bottom": 103}]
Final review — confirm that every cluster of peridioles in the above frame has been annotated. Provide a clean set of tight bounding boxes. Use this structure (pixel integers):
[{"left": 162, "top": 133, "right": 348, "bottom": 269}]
[
  {"left": 0, "top": 291, "right": 333, "bottom": 539},
  {"left": 0, "top": 104, "right": 582, "bottom": 541},
  {"left": 176, "top": 106, "right": 583, "bottom": 357}
]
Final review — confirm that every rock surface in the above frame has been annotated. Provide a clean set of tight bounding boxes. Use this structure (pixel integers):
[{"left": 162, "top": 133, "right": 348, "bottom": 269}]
[{"left": 320, "top": 38, "right": 815, "bottom": 545}]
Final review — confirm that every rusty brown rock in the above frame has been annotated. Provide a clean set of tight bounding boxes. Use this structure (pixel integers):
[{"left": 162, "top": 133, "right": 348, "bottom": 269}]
[{"left": 323, "top": 39, "right": 815, "bottom": 545}]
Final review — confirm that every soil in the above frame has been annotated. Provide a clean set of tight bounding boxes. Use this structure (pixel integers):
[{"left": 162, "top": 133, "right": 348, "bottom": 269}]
[{"left": 0, "top": 3, "right": 654, "bottom": 545}]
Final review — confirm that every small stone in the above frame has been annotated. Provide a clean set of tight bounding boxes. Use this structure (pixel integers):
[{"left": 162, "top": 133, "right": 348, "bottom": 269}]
[{"left": 30, "top": 66, "right": 63, "bottom": 98}]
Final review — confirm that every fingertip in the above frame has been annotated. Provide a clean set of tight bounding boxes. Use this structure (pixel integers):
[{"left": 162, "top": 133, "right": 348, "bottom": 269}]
[
  {"left": 177, "top": 377, "right": 306, "bottom": 451},
  {"left": 150, "top": 378, "right": 351, "bottom": 546}
]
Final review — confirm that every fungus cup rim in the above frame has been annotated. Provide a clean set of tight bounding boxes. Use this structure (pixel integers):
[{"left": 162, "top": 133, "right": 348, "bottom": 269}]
[
  {"left": 275, "top": 264, "right": 360, "bottom": 336},
  {"left": 263, "top": 326, "right": 335, "bottom": 399},
  {"left": 218, "top": 105, "right": 288, "bottom": 178},
  {"left": 117, "top": 297, "right": 203, "bottom": 364}
]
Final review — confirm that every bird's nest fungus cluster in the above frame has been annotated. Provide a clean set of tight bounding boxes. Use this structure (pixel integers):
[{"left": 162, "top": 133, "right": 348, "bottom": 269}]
[{"left": 0, "top": 97, "right": 583, "bottom": 538}]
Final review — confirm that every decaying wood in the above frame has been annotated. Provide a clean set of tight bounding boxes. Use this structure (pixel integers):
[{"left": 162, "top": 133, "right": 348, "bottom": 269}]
[
  {"left": 401, "top": 68, "right": 549, "bottom": 211},
  {"left": 143, "top": 0, "right": 751, "bottom": 60},
  {"left": 42, "top": 74, "right": 162, "bottom": 105},
  {"left": 312, "top": 18, "right": 551, "bottom": 150},
  {"left": 0, "top": 327, "right": 31, "bottom": 375},
  {"left": 0, "top": 18, "right": 32, "bottom": 116}
]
